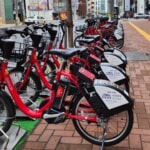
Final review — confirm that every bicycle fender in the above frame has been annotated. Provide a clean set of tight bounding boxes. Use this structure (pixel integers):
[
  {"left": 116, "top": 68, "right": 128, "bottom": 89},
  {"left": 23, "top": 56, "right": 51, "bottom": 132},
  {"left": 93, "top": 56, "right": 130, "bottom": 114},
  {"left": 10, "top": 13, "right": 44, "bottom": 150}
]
[
  {"left": 104, "top": 47, "right": 127, "bottom": 62},
  {"left": 93, "top": 79, "right": 134, "bottom": 117},
  {"left": 100, "top": 63, "right": 129, "bottom": 83},
  {"left": 104, "top": 52, "right": 125, "bottom": 66},
  {"left": 114, "top": 29, "right": 123, "bottom": 40}
]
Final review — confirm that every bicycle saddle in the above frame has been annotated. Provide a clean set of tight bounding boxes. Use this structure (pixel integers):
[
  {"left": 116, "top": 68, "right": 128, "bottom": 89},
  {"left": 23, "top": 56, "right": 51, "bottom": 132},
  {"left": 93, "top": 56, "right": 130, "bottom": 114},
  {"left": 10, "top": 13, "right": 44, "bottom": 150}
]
[
  {"left": 76, "top": 38, "right": 95, "bottom": 44},
  {"left": 67, "top": 47, "right": 87, "bottom": 53},
  {"left": 49, "top": 48, "right": 80, "bottom": 59},
  {"left": 99, "top": 17, "right": 109, "bottom": 22},
  {"left": 101, "top": 24, "right": 111, "bottom": 29},
  {"left": 84, "top": 35, "right": 100, "bottom": 41},
  {"left": 108, "top": 19, "right": 117, "bottom": 24}
]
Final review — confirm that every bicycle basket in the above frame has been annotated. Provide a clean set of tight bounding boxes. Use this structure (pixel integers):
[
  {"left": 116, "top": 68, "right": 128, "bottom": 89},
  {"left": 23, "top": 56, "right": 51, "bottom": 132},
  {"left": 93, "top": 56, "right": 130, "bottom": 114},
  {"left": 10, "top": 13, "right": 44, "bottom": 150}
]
[
  {"left": 7, "top": 37, "right": 31, "bottom": 63},
  {"left": 24, "top": 34, "right": 48, "bottom": 54},
  {"left": 9, "top": 41, "right": 27, "bottom": 63},
  {"left": 41, "top": 33, "right": 50, "bottom": 52}
]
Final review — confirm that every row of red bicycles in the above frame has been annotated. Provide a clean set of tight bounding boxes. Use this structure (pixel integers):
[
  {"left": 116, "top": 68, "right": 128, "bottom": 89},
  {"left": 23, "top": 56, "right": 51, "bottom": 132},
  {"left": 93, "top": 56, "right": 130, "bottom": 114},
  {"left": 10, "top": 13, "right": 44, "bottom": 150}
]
[
  {"left": 74, "top": 16, "right": 124, "bottom": 49},
  {"left": 0, "top": 18, "right": 134, "bottom": 150}
]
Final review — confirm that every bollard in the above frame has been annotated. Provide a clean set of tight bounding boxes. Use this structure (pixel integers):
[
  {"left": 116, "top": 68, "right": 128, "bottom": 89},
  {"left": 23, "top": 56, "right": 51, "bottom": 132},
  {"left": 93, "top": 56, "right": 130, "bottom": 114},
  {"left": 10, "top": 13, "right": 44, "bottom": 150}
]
[
  {"left": 0, "top": 17, "right": 3, "bottom": 26},
  {"left": 148, "top": 16, "right": 150, "bottom": 21}
]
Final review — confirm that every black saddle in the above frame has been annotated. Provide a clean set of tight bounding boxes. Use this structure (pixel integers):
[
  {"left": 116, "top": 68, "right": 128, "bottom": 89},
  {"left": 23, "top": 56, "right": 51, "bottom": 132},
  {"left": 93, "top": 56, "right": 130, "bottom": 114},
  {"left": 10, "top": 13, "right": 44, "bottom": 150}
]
[{"left": 49, "top": 48, "right": 80, "bottom": 59}]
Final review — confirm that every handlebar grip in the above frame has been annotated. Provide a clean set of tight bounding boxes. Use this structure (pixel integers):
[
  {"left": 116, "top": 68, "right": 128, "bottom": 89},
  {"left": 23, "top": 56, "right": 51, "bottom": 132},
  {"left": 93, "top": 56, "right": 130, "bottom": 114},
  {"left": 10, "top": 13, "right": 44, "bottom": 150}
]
[
  {"left": 32, "top": 24, "right": 45, "bottom": 30},
  {"left": 46, "top": 23, "right": 58, "bottom": 28},
  {"left": 6, "top": 28, "right": 26, "bottom": 37}
]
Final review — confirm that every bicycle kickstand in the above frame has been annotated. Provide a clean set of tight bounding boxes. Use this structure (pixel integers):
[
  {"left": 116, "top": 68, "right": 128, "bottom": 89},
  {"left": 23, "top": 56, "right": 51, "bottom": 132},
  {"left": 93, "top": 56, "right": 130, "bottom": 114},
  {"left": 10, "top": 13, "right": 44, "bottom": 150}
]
[
  {"left": 0, "top": 128, "right": 9, "bottom": 149},
  {"left": 100, "top": 137, "right": 105, "bottom": 150},
  {"left": 99, "top": 122, "right": 108, "bottom": 150}
]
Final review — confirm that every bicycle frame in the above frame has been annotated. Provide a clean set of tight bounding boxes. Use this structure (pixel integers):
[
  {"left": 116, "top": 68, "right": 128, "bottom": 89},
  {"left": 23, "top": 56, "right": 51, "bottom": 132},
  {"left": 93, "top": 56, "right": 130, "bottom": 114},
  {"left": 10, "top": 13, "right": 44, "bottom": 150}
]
[
  {"left": 40, "top": 25, "right": 65, "bottom": 70},
  {"left": 0, "top": 48, "right": 97, "bottom": 122},
  {"left": 1, "top": 60, "right": 55, "bottom": 118}
]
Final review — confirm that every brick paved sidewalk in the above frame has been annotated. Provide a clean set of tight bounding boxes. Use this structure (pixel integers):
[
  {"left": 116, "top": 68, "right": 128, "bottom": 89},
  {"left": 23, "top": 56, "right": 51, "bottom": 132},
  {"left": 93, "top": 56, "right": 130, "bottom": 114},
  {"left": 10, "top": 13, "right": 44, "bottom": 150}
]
[{"left": 21, "top": 19, "right": 150, "bottom": 150}]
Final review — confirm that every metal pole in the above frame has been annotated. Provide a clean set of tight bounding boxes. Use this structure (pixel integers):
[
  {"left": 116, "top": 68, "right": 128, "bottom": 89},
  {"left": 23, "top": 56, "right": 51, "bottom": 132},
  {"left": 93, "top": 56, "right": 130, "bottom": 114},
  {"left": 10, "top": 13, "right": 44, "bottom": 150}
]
[{"left": 15, "top": 0, "right": 19, "bottom": 25}]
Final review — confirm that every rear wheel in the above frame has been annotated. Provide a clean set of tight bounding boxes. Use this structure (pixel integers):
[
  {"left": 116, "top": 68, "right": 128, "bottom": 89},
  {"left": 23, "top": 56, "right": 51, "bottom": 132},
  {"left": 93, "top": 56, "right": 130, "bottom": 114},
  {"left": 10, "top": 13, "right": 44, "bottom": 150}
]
[
  {"left": 72, "top": 94, "right": 133, "bottom": 146},
  {"left": 42, "top": 60, "right": 56, "bottom": 83},
  {"left": 0, "top": 92, "right": 15, "bottom": 136},
  {"left": 8, "top": 67, "right": 42, "bottom": 106}
]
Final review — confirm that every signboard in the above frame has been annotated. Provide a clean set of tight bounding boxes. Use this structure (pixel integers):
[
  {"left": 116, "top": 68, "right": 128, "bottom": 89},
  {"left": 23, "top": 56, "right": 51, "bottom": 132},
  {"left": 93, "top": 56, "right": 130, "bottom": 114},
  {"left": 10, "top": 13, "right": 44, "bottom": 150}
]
[
  {"left": 28, "top": 0, "right": 53, "bottom": 11},
  {"left": 125, "top": 0, "right": 130, "bottom": 11},
  {"left": 5, "top": 0, "right": 13, "bottom": 19}
]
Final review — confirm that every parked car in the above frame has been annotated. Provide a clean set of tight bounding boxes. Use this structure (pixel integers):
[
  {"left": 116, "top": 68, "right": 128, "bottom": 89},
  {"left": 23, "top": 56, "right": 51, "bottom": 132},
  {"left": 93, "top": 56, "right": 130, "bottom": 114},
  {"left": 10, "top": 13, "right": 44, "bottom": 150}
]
[
  {"left": 25, "top": 15, "right": 46, "bottom": 25},
  {"left": 144, "top": 14, "right": 150, "bottom": 19},
  {"left": 133, "top": 13, "right": 150, "bottom": 19}
]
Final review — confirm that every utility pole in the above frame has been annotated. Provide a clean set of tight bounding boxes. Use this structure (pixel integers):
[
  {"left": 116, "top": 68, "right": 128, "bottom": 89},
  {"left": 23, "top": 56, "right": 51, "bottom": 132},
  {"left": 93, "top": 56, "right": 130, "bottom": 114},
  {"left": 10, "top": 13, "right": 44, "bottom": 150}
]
[{"left": 66, "top": 0, "right": 74, "bottom": 47}]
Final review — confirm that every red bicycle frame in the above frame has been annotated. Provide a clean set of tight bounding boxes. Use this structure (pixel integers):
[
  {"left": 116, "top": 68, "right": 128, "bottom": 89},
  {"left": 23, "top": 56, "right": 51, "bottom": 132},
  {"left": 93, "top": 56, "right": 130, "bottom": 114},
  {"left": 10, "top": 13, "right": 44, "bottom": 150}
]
[{"left": 0, "top": 48, "right": 96, "bottom": 122}]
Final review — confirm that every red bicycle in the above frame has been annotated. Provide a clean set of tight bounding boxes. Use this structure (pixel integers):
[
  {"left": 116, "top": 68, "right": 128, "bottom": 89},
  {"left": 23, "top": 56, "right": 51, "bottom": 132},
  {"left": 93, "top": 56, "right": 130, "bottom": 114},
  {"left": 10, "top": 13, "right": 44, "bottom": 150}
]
[
  {"left": 75, "top": 18, "right": 124, "bottom": 49},
  {"left": 6, "top": 29, "right": 130, "bottom": 105},
  {"left": 4, "top": 25, "right": 129, "bottom": 111},
  {"left": 0, "top": 38, "right": 134, "bottom": 149}
]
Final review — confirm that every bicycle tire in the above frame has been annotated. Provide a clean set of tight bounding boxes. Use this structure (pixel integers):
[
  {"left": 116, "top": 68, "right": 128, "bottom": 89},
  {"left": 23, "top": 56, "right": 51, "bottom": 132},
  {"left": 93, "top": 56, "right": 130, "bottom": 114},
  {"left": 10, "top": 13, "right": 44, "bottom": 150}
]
[
  {"left": 42, "top": 60, "right": 56, "bottom": 83},
  {"left": 72, "top": 94, "right": 133, "bottom": 146},
  {"left": 8, "top": 67, "right": 42, "bottom": 106},
  {"left": 109, "top": 38, "right": 124, "bottom": 49},
  {"left": 0, "top": 90, "right": 15, "bottom": 136},
  {"left": 119, "top": 82, "right": 130, "bottom": 93},
  {"left": 74, "top": 35, "right": 84, "bottom": 48}
]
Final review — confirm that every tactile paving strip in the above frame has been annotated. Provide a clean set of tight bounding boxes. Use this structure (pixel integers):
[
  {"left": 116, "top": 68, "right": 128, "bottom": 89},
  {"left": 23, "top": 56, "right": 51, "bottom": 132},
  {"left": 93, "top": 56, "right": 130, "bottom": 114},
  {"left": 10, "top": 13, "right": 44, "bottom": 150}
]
[{"left": 124, "top": 51, "right": 150, "bottom": 61}]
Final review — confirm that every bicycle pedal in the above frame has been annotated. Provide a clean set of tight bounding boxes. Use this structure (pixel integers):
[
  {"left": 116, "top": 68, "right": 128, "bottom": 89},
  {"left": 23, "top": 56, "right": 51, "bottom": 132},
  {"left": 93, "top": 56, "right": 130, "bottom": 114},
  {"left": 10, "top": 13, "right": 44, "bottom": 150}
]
[
  {"left": 43, "top": 108, "right": 66, "bottom": 124},
  {"left": 53, "top": 113, "right": 66, "bottom": 124}
]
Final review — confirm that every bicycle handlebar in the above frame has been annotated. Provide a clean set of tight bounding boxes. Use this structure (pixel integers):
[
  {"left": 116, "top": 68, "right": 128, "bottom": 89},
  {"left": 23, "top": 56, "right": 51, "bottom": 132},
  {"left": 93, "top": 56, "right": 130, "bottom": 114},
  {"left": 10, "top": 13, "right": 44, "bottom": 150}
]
[{"left": 6, "top": 28, "right": 27, "bottom": 37}]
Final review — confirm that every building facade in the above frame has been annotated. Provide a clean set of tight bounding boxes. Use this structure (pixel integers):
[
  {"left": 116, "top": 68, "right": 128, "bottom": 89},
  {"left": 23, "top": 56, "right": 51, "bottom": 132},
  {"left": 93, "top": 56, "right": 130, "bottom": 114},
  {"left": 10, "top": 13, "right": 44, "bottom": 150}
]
[
  {"left": 0, "top": 0, "right": 6, "bottom": 24},
  {"left": 0, "top": 0, "right": 14, "bottom": 24},
  {"left": 25, "top": 0, "right": 54, "bottom": 20},
  {"left": 2, "top": 0, "right": 150, "bottom": 24},
  {"left": 86, "top": 0, "right": 116, "bottom": 18},
  {"left": 133, "top": 0, "right": 150, "bottom": 14}
]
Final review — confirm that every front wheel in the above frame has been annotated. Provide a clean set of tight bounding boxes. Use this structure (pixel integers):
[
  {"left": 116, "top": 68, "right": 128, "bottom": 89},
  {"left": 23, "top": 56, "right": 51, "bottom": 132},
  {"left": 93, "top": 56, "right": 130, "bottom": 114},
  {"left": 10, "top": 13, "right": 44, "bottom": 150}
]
[
  {"left": 42, "top": 60, "right": 56, "bottom": 83},
  {"left": 72, "top": 94, "right": 133, "bottom": 146},
  {"left": 74, "top": 35, "right": 84, "bottom": 48},
  {"left": 109, "top": 38, "right": 124, "bottom": 49}
]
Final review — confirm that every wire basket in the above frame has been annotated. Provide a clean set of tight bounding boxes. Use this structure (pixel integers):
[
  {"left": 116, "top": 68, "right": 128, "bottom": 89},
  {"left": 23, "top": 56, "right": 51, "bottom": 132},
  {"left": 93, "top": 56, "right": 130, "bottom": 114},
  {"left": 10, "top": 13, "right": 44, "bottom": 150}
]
[
  {"left": 9, "top": 41, "right": 28, "bottom": 63},
  {"left": 24, "top": 33, "right": 50, "bottom": 54},
  {"left": 41, "top": 33, "right": 51, "bottom": 52}
]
